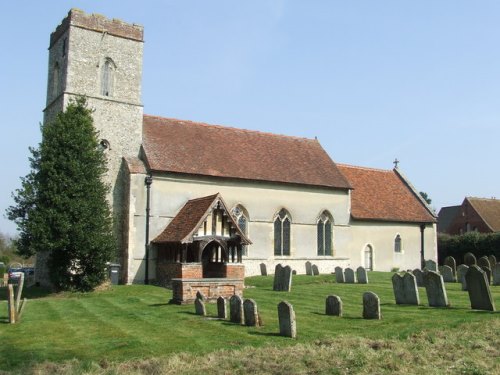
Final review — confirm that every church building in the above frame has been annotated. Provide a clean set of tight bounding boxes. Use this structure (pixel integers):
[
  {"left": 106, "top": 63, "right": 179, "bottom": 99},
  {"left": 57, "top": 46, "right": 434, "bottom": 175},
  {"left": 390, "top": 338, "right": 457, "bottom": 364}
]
[{"left": 41, "top": 9, "right": 437, "bottom": 287}]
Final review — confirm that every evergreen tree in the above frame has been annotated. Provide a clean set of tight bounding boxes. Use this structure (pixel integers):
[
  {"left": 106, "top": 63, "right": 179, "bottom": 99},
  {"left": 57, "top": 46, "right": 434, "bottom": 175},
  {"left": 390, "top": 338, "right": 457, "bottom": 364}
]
[{"left": 7, "top": 97, "right": 115, "bottom": 291}]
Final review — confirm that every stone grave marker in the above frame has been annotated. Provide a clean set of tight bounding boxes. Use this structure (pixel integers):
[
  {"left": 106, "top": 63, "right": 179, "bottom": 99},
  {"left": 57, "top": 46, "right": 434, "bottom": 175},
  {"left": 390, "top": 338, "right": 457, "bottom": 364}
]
[
  {"left": 441, "top": 265, "right": 456, "bottom": 282},
  {"left": 464, "top": 252, "right": 477, "bottom": 266},
  {"left": 357, "top": 266, "right": 368, "bottom": 284},
  {"left": 444, "top": 256, "right": 457, "bottom": 276},
  {"left": 243, "top": 299, "right": 259, "bottom": 327},
  {"left": 312, "top": 265, "right": 319, "bottom": 276},
  {"left": 273, "top": 264, "right": 283, "bottom": 291},
  {"left": 492, "top": 263, "right": 500, "bottom": 286},
  {"left": 278, "top": 301, "right": 296, "bottom": 338},
  {"left": 488, "top": 255, "right": 497, "bottom": 267},
  {"left": 194, "top": 298, "right": 206, "bottom": 316},
  {"left": 424, "top": 259, "right": 437, "bottom": 272},
  {"left": 362, "top": 292, "right": 381, "bottom": 319},
  {"left": 392, "top": 273, "right": 405, "bottom": 304},
  {"left": 344, "top": 268, "right": 356, "bottom": 283},
  {"left": 305, "top": 261, "right": 313, "bottom": 276},
  {"left": 335, "top": 266, "right": 344, "bottom": 283},
  {"left": 325, "top": 295, "right": 343, "bottom": 317},
  {"left": 282, "top": 265, "right": 293, "bottom": 291},
  {"left": 196, "top": 290, "right": 206, "bottom": 301},
  {"left": 478, "top": 256, "right": 491, "bottom": 269},
  {"left": 480, "top": 266, "right": 492, "bottom": 285},
  {"left": 392, "top": 272, "right": 419, "bottom": 305},
  {"left": 217, "top": 296, "right": 227, "bottom": 319},
  {"left": 465, "top": 265, "right": 496, "bottom": 311},
  {"left": 412, "top": 269, "right": 424, "bottom": 287},
  {"left": 260, "top": 263, "right": 267, "bottom": 276},
  {"left": 457, "top": 264, "right": 469, "bottom": 290},
  {"left": 424, "top": 271, "right": 449, "bottom": 307},
  {"left": 229, "top": 295, "right": 244, "bottom": 324}
]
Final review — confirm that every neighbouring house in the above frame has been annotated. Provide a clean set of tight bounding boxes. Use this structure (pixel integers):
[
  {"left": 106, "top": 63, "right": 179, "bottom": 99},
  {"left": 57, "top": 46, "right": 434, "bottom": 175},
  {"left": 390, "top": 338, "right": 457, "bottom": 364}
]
[{"left": 37, "top": 9, "right": 438, "bottom": 292}]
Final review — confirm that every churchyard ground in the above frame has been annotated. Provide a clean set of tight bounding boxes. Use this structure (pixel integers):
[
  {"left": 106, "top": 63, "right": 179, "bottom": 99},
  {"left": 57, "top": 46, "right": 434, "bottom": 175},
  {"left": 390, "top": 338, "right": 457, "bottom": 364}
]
[{"left": 1, "top": 272, "right": 499, "bottom": 374}]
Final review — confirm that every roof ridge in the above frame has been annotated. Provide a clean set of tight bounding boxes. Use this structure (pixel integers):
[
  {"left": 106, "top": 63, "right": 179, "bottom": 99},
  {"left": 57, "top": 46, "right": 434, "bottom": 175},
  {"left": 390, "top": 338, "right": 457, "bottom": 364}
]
[
  {"left": 337, "top": 163, "right": 392, "bottom": 173},
  {"left": 143, "top": 114, "right": 317, "bottom": 143},
  {"left": 466, "top": 196, "right": 500, "bottom": 201}
]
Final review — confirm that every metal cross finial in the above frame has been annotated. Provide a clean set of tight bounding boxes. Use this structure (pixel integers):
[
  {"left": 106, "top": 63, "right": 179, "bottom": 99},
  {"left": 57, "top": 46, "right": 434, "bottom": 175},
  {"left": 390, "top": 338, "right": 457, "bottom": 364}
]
[{"left": 393, "top": 158, "right": 399, "bottom": 168}]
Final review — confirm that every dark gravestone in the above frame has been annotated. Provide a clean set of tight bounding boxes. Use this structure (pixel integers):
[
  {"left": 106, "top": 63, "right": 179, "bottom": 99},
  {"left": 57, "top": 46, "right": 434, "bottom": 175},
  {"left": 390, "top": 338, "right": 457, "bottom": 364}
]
[
  {"left": 362, "top": 292, "right": 381, "bottom": 320},
  {"left": 457, "top": 264, "right": 469, "bottom": 290},
  {"left": 478, "top": 256, "right": 491, "bottom": 269},
  {"left": 488, "top": 255, "right": 497, "bottom": 267},
  {"left": 344, "top": 268, "right": 356, "bottom": 283},
  {"left": 392, "top": 273, "right": 405, "bottom": 304},
  {"left": 424, "top": 271, "right": 449, "bottom": 307},
  {"left": 325, "top": 295, "right": 343, "bottom": 317},
  {"left": 305, "top": 261, "right": 313, "bottom": 276},
  {"left": 312, "top": 265, "right": 319, "bottom": 276},
  {"left": 464, "top": 252, "right": 477, "bottom": 266},
  {"left": 194, "top": 298, "right": 206, "bottom": 316},
  {"left": 278, "top": 301, "right": 296, "bottom": 338},
  {"left": 441, "top": 265, "right": 456, "bottom": 283},
  {"left": 273, "top": 264, "right": 283, "bottom": 291},
  {"left": 243, "top": 299, "right": 259, "bottom": 327},
  {"left": 412, "top": 269, "right": 424, "bottom": 287},
  {"left": 443, "top": 256, "right": 457, "bottom": 276},
  {"left": 392, "top": 273, "right": 419, "bottom": 305},
  {"left": 357, "top": 266, "right": 368, "bottom": 284},
  {"left": 217, "top": 296, "right": 227, "bottom": 319},
  {"left": 282, "top": 266, "right": 293, "bottom": 292},
  {"left": 424, "top": 259, "right": 437, "bottom": 272},
  {"left": 480, "top": 266, "right": 492, "bottom": 285},
  {"left": 196, "top": 290, "right": 205, "bottom": 301},
  {"left": 492, "top": 263, "right": 500, "bottom": 286},
  {"left": 229, "top": 295, "right": 244, "bottom": 324},
  {"left": 465, "top": 265, "right": 496, "bottom": 311},
  {"left": 260, "top": 263, "right": 267, "bottom": 276},
  {"left": 335, "top": 266, "right": 344, "bottom": 283}
]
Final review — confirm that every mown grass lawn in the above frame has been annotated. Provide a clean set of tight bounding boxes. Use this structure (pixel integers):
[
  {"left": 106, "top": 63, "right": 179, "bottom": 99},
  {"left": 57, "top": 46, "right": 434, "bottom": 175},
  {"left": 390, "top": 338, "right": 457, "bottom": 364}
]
[{"left": 1, "top": 272, "right": 499, "bottom": 373}]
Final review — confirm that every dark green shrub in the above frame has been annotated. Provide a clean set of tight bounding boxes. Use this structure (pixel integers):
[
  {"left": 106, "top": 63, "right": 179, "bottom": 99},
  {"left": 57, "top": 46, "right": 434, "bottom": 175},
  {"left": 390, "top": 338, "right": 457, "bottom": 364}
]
[{"left": 438, "top": 232, "right": 500, "bottom": 264}]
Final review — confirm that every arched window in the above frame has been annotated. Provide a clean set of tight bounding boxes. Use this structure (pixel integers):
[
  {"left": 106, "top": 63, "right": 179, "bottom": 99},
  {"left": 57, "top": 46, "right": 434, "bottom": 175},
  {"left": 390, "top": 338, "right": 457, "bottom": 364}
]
[
  {"left": 317, "top": 211, "right": 333, "bottom": 256},
  {"left": 274, "top": 209, "right": 291, "bottom": 256},
  {"left": 231, "top": 205, "right": 249, "bottom": 256},
  {"left": 52, "top": 62, "right": 60, "bottom": 97},
  {"left": 394, "top": 234, "right": 402, "bottom": 253},
  {"left": 364, "top": 245, "right": 373, "bottom": 270},
  {"left": 101, "top": 58, "right": 115, "bottom": 97}
]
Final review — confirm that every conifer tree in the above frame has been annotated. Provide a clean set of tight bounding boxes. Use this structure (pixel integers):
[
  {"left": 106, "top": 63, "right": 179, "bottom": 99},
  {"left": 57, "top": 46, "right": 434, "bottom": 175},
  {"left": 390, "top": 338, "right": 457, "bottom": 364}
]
[{"left": 7, "top": 97, "right": 115, "bottom": 291}]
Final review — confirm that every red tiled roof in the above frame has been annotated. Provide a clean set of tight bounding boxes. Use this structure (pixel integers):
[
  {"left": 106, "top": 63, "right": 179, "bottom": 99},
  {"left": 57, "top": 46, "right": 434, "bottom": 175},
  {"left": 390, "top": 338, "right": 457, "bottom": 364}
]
[
  {"left": 142, "top": 115, "right": 351, "bottom": 190},
  {"left": 123, "top": 156, "right": 147, "bottom": 174},
  {"left": 338, "top": 164, "right": 436, "bottom": 223},
  {"left": 467, "top": 197, "right": 500, "bottom": 232}
]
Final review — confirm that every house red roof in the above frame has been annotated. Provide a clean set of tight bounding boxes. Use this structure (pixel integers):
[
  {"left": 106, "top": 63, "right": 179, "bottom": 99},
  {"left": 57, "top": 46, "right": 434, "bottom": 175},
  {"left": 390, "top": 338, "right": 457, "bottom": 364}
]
[
  {"left": 466, "top": 197, "right": 500, "bottom": 232},
  {"left": 142, "top": 115, "right": 351, "bottom": 190},
  {"left": 337, "top": 164, "right": 436, "bottom": 223}
]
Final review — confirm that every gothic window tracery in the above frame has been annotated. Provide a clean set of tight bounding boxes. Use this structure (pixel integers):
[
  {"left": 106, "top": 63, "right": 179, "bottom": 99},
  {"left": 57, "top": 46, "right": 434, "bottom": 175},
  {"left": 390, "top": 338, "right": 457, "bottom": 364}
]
[
  {"left": 101, "top": 58, "right": 116, "bottom": 97},
  {"left": 274, "top": 208, "right": 291, "bottom": 256},
  {"left": 317, "top": 211, "right": 333, "bottom": 256}
]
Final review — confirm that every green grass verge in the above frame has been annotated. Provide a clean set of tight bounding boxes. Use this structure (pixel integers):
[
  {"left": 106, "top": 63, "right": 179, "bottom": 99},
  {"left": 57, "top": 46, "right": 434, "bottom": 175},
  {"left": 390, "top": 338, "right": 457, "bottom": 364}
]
[{"left": 0, "top": 272, "right": 498, "bottom": 374}]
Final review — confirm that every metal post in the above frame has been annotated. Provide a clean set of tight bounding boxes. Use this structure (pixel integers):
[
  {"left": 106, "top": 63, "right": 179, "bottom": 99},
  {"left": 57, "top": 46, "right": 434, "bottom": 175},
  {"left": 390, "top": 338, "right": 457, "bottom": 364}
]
[
  {"left": 145, "top": 174, "right": 153, "bottom": 285},
  {"left": 420, "top": 224, "right": 425, "bottom": 269}
]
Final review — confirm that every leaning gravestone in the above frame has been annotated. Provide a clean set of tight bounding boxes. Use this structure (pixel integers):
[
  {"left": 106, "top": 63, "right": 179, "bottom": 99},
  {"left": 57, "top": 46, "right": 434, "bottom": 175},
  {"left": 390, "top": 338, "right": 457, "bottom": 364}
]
[
  {"left": 362, "top": 292, "right": 381, "bottom": 320},
  {"left": 305, "top": 261, "right": 313, "bottom": 276},
  {"left": 260, "top": 263, "right": 267, "bottom": 276},
  {"left": 196, "top": 290, "right": 206, "bottom": 301},
  {"left": 478, "top": 256, "right": 491, "bottom": 269},
  {"left": 464, "top": 252, "right": 477, "bottom": 266},
  {"left": 312, "top": 265, "right": 319, "bottom": 276},
  {"left": 441, "top": 265, "right": 456, "bottom": 283},
  {"left": 488, "top": 255, "right": 497, "bottom": 267},
  {"left": 344, "top": 268, "right": 356, "bottom": 283},
  {"left": 325, "top": 295, "right": 343, "bottom": 317},
  {"left": 457, "top": 264, "right": 469, "bottom": 290},
  {"left": 425, "top": 259, "right": 437, "bottom": 272},
  {"left": 278, "top": 301, "right": 296, "bottom": 338},
  {"left": 492, "top": 263, "right": 500, "bottom": 286},
  {"left": 229, "top": 295, "right": 244, "bottom": 324},
  {"left": 194, "top": 298, "right": 206, "bottom": 316},
  {"left": 444, "top": 256, "right": 457, "bottom": 276},
  {"left": 424, "top": 271, "right": 449, "bottom": 307},
  {"left": 273, "top": 264, "right": 283, "bottom": 291},
  {"left": 480, "top": 266, "right": 492, "bottom": 285},
  {"left": 335, "top": 267, "right": 345, "bottom": 283},
  {"left": 412, "top": 269, "right": 424, "bottom": 287},
  {"left": 217, "top": 296, "right": 227, "bottom": 319},
  {"left": 465, "top": 265, "right": 496, "bottom": 311},
  {"left": 243, "top": 299, "right": 259, "bottom": 327},
  {"left": 282, "top": 265, "right": 293, "bottom": 292},
  {"left": 357, "top": 266, "right": 368, "bottom": 284}
]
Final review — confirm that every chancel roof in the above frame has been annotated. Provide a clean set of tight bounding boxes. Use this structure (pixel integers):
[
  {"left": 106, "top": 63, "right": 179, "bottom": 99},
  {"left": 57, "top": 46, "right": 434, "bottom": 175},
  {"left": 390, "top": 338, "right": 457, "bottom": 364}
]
[
  {"left": 338, "top": 165, "right": 436, "bottom": 223},
  {"left": 466, "top": 197, "right": 500, "bottom": 232},
  {"left": 142, "top": 115, "right": 351, "bottom": 190}
]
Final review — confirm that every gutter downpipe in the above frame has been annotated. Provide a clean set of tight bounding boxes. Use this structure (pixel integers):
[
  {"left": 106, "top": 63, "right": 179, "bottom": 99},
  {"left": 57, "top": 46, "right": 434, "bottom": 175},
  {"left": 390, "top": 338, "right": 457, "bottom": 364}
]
[
  {"left": 420, "top": 224, "right": 425, "bottom": 269},
  {"left": 145, "top": 174, "right": 153, "bottom": 285}
]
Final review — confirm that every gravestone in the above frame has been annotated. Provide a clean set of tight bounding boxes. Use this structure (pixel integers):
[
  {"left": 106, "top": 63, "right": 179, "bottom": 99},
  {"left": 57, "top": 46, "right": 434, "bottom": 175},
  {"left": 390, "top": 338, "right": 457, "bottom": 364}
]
[
  {"left": 424, "top": 271, "right": 449, "bottom": 307},
  {"left": 362, "top": 292, "right": 381, "bottom": 320},
  {"left": 243, "top": 299, "right": 260, "bottom": 327},
  {"left": 229, "top": 295, "right": 244, "bottom": 324},
  {"left": 465, "top": 265, "right": 495, "bottom": 311},
  {"left": 356, "top": 266, "right": 368, "bottom": 284},
  {"left": 464, "top": 252, "right": 477, "bottom": 266},
  {"left": 278, "top": 301, "right": 296, "bottom": 338},
  {"left": 217, "top": 296, "right": 227, "bottom": 319},
  {"left": 194, "top": 298, "right": 206, "bottom": 316},
  {"left": 392, "top": 273, "right": 405, "bottom": 304},
  {"left": 335, "top": 266, "right": 344, "bottom": 283},
  {"left": 478, "top": 256, "right": 491, "bottom": 269},
  {"left": 488, "top": 255, "right": 497, "bottom": 267},
  {"left": 443, "top": 256, "right": 457, "bottom": 276},
  {"left": 196, "top": 290, "right": 205, "bottom": 301},
  {"left": 424, "top": 259, "right": 437, "bottom": 272},
  {"left": 260, "top": 263, "right": 267, "bottom": 276},
  {"left": 441, "top": 265, "right": 456, "bottom": 282},
  {"left": 392, "top": 272, "right": 419, "bottom": 305},
  {"left": 412, "top": 269, "right": 424, "bottom": 287},
  {"left": 492, "top": 263, "right": 500, "bottom": 286},
  {"left": 457, "top": 264, "right": 469, "bottom": 290},
  {"left": 305, "top": 261, "right": 313, "bottom": 276},
  {"left": 325, "top": 295, "right": 343, "bottom": 317},
  {"left": 273, "top": 264, "right": 283, "bottom": 291},
  {"left": 312, "top": 265, "right": 320, "bottom": 276},
  {"left": 344, "top": 268, "right": 356, "bottom": 283},
  {"left": 273, "top": 265, "right": 292, "bottom": 291},
  {"left": 480, "top": 266, "right": 491, "bottom": 285}
]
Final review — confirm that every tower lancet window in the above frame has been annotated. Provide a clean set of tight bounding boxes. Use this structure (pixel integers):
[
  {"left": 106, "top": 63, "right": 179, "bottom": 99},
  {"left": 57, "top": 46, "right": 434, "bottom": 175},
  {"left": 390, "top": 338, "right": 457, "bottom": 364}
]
[
  {"left": 52, "top": 62, "right": 60, "bottom": 98},
  {"left": 101, "top": 58, "right": 116, "bottom": 97}
]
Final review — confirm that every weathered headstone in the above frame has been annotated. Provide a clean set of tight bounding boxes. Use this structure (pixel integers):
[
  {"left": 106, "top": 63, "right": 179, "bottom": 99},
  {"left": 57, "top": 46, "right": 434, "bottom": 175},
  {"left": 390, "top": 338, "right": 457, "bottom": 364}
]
[
  {"left": 392, "top": 273, "right": 405, "bottom": 304},
  {"left": 344, "top": 268, "right": 356, "bottom": 283},
  {"left": 194, "top": 297, "right": 206, "bottom": 316},
  {"left": 196, "top": 290, "right": 205, "bottom": 301},
  {"left": 488, "top": 255, "right": 497, "bottom": 267},
  {"left": 229, "top": 295, "right": 244, "bottom": 324},
  {"left": 457, "top": 264, "right": 469, "bottom": 290},
  {"left": 362, "top": 292, "right": 381, "bottom": 320},
  {"left": 217, "top": 296, "right": 227, "bottom": 319},
  {"left": 492, "top": 263, "right": 500, "bottom": 286},
  {"left": 260, "top": 263, "right": 267, "bottom": 276},
  {"left": 424, "top": 259, "right": 437, "bottom": 272},
  {"left": 480, "top": 266, "right": 491, "bottom": 285},
  {"left": 412, "top": 269, "right": 424, "bottom": 287},
  {"left": 325, "top": 295, "right": 343, "bottom": 317},
  {"left": 392, "top": 272, "right": 419, "bottom": 305},
  {"left": 478, "top": 256, "right": 491, "bottom": 269},
  {"left": 443, "top": 256, "right": 457, "bottom": 276},
  {"left": 7, "top": 284, "right": 16, "bottom": 324},
  {"left": 282, "top": 265, "right": 292, "bottom": 292},
  {"left": 424, "top": 271, "right": 449, "bottom": 307},
  {"left": 305, "top": 261, "right": 313, "bottom": 276},
  {"left": 465, "top": 265, "right": 496, "bottom": 311},
  {"left": 441, "top": 265, "right": 456, "bottom": 283},
  {"left": 278, "top": 301, "right": 296, "bottom": 338},
  {"left": 356, "top": 266, "right": 368, "bottom": 284},
  {"left": 464, "top": 252, "right": 477, "bottom": 266},
  {"left": 312, "top": 265, "right": 319, "bottom": 276},
  {"left": 335, "top": 266, "right": 344, "bottom": 283},
  {"left": 243, "top": 299, "right": 259, "bottom": 326},
  {"left": 273, "top": 264, "right": 283, "bottom": 291}
]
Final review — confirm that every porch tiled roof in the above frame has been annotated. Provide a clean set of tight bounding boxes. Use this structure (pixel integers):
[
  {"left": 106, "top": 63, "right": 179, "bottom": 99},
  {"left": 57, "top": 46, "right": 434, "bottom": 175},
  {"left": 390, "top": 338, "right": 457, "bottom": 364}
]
[{"left": 142, "top": 115, "right": 351, "bottom": 190}]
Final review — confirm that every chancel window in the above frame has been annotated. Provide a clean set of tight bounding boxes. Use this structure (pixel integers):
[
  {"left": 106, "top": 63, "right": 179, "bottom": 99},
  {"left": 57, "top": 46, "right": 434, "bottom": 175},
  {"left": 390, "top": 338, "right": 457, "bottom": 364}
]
[
  {"left": 394, "top": 234, "right": 402, "bottom": 253},
  {"left": 101, "top": 58, "right": 115, "bottom": 97},
  {"left": 317, "top": 211, "right": 333, "bottom": 256},
  {"left": 274, "top": 209, "right": 291, "bottom": 256},
  {"left": 231, "top": 205, "right": 249, "bottom": 256}
]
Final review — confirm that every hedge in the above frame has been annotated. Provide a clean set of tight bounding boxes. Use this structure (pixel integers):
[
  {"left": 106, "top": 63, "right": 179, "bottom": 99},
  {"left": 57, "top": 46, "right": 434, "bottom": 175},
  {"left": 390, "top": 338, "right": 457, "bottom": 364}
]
[{"left": 438, "top": 232, "right": 500, "bottom": 264}]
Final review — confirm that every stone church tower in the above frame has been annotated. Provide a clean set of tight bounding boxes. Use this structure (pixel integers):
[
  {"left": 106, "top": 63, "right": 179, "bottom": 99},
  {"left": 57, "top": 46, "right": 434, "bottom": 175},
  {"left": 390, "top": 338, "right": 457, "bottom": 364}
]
[{"left": 39, "top": 9, "right": 144, "bottom": 284}]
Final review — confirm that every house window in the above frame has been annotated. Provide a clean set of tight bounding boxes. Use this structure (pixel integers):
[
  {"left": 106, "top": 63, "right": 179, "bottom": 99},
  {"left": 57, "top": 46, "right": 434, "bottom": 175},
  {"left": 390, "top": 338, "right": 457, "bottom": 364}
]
[
  {"left": 317, "top": 211, "right": 333, "bottom": 256},
  {"left": 394, "top": 234, "right": 402, "bottom": 253},
  {"left": 101, "top": 58, "right": 115, "bottom": 97},
  {"left": 231, "top": 205, "right": 249, "bottom": 256},
  {"left": 274, "top": 209, "right": 291, "bottom": 256}
]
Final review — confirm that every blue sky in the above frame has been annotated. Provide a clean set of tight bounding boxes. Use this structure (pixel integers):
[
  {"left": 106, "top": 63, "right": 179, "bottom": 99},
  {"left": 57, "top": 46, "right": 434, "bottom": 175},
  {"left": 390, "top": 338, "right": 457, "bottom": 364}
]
[{"left": 2, "top": 1, "right": 500, "bottom": 235}]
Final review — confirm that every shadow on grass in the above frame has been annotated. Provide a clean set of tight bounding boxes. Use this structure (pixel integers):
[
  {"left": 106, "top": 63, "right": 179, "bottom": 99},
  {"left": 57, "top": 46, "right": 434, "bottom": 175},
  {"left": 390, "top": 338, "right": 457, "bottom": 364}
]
[
  {"left": 0, "top": 285, "right": 53, "bottom": 301},
  {"left": 149, "top": 303, "right": 170, "bottom": 307},
  {"left": 248, "top": 331, "right": 282, "bottom": 337}
]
